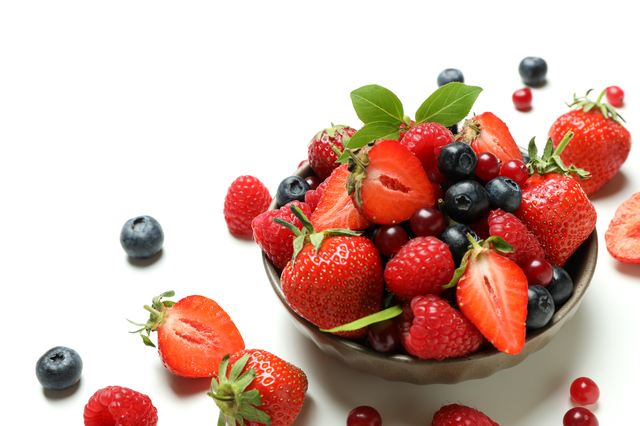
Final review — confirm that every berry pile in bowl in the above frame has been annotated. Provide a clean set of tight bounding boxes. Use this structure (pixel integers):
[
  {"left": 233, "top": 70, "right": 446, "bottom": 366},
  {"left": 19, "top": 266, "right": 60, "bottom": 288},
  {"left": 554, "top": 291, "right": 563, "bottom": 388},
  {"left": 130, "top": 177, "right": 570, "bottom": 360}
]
[{"left": 253, "top": 83, "right": 604, "bottom": 385}]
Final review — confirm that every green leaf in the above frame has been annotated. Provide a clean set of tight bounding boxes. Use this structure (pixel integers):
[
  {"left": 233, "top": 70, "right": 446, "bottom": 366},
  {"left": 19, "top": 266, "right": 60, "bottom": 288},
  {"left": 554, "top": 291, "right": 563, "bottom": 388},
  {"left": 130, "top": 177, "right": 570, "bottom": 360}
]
[
  {"left": 338, "top": 121, "right": 400, "bottom": 163},
  {"left": 320, "top": 305, "right": 403, "bottom": 333},
  {"left": 485, "top": 236, "right": 514, "bottom": 254},
  {"left": 414, "top": 83, "right": 483, "bottom": 127},
  {"left": 350, "top": 84, "right": 404, "bottom": 125},
  {"left": 140, "top": 334, "right": 156, "bottom": 348}
]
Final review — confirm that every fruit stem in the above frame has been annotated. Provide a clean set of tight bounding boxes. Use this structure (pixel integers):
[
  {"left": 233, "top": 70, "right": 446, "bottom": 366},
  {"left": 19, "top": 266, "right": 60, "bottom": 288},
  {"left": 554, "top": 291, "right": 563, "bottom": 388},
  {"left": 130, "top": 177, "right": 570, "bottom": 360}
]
[
  {"left": 144, "top": 304, "right": 162, "bottom": 317},
  {"left": 595, "top": 88, "right": 606, "bottom": 104},
  {"left": 553, "top": 131, "right": 574, "bottom": 156}
]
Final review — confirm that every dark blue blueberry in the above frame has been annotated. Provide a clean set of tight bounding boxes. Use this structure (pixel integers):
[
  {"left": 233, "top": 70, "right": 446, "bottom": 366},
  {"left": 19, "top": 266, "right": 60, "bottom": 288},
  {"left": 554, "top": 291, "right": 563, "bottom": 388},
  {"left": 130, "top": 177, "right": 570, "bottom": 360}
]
[
  {"left": 437, "top": 68, "right": 464, "bottom": 87},
  {"left": 120, "top": 215, "right": 164, "bottom": 259},
  {"left": 36, "top": 346, "right": 83, "bottom": 390},
  {"left": 444, "top": 180, "right": 490, "bottom": 224},
  {"left": 547, "top": 265, "right": 574, "bottom": 310},
  {"left": 276, "top": 175, "right": 311, "bottom": 207},
  {"left": 447, "top": 123, "right": 458, "bottom": 135},
  {"left": 438, "top": 224, "right": 479, "bottom": 267},
  {"left": 522, "top": 153, "right": 531, "bottom": 164},
  {"left": 437, "top": 141, "right": 478, "bottom": 182},
  {"left": 484, "top": 176, "right": 522, "bottom": 212},
  {"left": 526, "top": 285, "right": 555, "bottom": 330},
  {"left": 518, "top": 57, "right": 548, "bottom": 87}
]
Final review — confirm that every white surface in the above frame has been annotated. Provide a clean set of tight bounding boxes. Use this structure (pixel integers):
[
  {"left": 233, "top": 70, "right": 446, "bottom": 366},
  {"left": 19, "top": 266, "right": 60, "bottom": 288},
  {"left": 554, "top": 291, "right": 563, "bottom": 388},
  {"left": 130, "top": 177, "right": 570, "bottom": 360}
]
[{"left": 2, "top": 1, "right": 638, "bottom": 424}]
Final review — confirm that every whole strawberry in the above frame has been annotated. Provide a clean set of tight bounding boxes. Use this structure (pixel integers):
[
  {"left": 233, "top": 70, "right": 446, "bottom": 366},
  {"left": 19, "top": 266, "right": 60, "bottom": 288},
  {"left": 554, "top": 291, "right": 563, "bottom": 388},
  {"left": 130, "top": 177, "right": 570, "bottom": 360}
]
[
  {"left": 308, "top": 124, "right": 357, "bottom": 181},
  {"left": 224, "top": 175, "right": 272, "bottom": 236},
  {"left": 209, "top": 349, "right": 308, "bottom": 426},
  {"left": 459, "top": 111, "right": 524, "bottom": 164},
  {"left": 83, "top": 386, "right": 158, "bottom": 426},
  {"left": 431, "top": 403, "right": 499, "bottom": 426},
  {"left": 548, "top": 89, "right": 631, "bottom": 196},
  {"left": 279, "top": 205, "right": 384, "bottom": 339}
]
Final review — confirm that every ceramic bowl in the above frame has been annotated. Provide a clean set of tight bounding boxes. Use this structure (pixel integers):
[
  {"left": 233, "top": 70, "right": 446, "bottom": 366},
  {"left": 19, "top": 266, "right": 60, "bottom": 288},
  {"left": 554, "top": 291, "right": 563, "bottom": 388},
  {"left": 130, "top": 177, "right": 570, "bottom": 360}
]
[{"left": 263, "top": 163, "right": 598, "bottom": 385}]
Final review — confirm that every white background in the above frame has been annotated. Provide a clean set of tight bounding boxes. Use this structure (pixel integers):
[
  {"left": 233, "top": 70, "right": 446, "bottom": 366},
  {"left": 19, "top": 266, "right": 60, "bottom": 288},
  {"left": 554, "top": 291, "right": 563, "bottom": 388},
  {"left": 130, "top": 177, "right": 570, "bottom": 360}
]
[{"left": 2, "top": 1, "right": 639, "bottom": 424}]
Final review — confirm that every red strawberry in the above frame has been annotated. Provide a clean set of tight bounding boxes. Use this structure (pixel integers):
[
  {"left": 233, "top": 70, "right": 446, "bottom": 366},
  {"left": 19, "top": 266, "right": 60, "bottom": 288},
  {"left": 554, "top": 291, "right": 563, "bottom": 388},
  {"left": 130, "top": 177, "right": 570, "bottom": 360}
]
[
  {"left": 209, "top": 349, "right": 308, "bottom": 426},
  {"left": 307, "top": 124, "right": 357, "bottom": 181},
  {"left": 252, "top": 200, "right": 313, "bottom": 270},
  {"left": 452, "top": 237, "right": 529, "bottom": 355},
  {"left": 488, "top": 208, "right": 545, "bottom": 266},
  {"left": 400, "top": 122, "right": 455, "bottom": 183},
  {"left": 548, "top": 89, "right": 631, "bottom": 196},
  {"left": 397, "top": 295, "right": 483, "bottom": 360},
  {"left": 605, "top": 191, "right": 640, "bottom": 264},
  {"left": 224, "top": 175, "right": 272, "bottom": 236},
  {"left": 384, "top": 236, "right": 455, "bottom": 299},
  {"left": 459, "top": 111, "right": 524, "bottom": 164},
  {"left": 128, "top": 291, "right": 245, "bottom": 378},
  {"left": 431, "top": 403, "right": 499, "bottom": 426},
  {"left": 347, "top": 139, "right": 435, "bottom": 225},
  {"left": 83, "top": 386, "right": 158, "bottom": 426},
  {"left": 310, "top": 163, "right": 371, "bottom": 231}
]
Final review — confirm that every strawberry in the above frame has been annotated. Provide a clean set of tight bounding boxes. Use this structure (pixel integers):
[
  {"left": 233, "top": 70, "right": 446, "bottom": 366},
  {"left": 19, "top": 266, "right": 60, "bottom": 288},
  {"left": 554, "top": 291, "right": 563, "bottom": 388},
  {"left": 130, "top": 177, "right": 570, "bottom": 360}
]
[
  {"left": 400, "top": 122, "right": 455, "bottom": 184},
  {"left": 450, "top": 236, "right": 529, "bottom": 355},
  {"left": 488, "top": 208, "right": 545, "bottom": 266},
  {"left": 459, "top": 111, "right": 524, "bottom": 164},
  {"left": 224, "top": 175, "right": 272, "bottom": 236},
  {"left": 279, "top": 204, "right": 384, "bottom": 339},
  {"left": 309, "top": 163, "right": 371, "bottom": 231},
  {"left": 431, "top": 403, "right": 499, "bottom": 426},
  {"left": 605, "top": 191, "right": 640, "bottom": 264},
  {"left": 209, "top": 349, "right": 308, "bottom": 426},
  {"left": 128, "top": 291, "right": 245, "bottom": 378},
  {"left": 83, "top": 386, "right": 158, "bottom": 426},
  {"left": 307, "top": 124, "right": 357, "bottom": 181},
  {"left": 548, "top": 89, "right": 631, "bottom": 196},
  {"left": 346, "top": 139, "right": 435, "bottom": 225},
  {"left": 515, "top": 135, "right": 597, "bottom": 267}
]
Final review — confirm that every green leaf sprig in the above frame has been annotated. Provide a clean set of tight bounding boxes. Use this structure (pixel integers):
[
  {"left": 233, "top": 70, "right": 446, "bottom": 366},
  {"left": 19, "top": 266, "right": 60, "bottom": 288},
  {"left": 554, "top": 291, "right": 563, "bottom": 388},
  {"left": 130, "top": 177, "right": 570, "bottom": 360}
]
[{"left": 526, "top": 132, "right": 591, "bottom": 179}]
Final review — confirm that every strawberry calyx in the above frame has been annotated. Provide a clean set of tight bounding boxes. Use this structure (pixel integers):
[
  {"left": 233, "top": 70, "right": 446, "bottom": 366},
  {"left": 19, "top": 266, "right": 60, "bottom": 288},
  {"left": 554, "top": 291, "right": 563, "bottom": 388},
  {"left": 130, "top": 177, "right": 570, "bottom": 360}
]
[
  {"left": 126, "top": 290, "right": 176, "bottom": 348},
  {"left": 567, "top": 88, "right": 625, "bottom": 123},
  {"left": 311, "top": 123, "right": 353, "bottom": 144},
  {"left": 525, "top": 132, "right": 591, "bottom": 180},
  {"left": 458, "top": 115, "right": 482, "bottom": 144},
  {"left": 344, "top": 144, "right": 372, "bottom": 210},
  {"left": 208, "top": 353, "right": 272, "bottom": 426}
]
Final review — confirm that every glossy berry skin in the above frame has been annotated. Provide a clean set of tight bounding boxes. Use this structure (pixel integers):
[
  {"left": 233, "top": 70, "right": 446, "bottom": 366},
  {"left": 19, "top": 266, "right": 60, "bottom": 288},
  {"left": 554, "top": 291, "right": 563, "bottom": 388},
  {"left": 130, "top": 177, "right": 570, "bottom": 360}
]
[
  {"left": 400, "top": 122, "right": 455, "bottom": 184},
  {"left": 547, "top": 265, "right": 574, "bottom": 309},
  {"left": 410, "top": 207, "right": 445, "bottom": 237},
  {"left": 375, "top": 224, "right": 408, "bottom": 257},
  {"left": 437, "top": 68, "right": 464, "bottom": 86},
  {"left": 438, "top": 224, "right": 479, "bottom": 266},
  {"left": 83, "top": 386, "right": 158, "bottom": 426},
  {"left": 367, "top": 319, "right": 402, "bottom": 353},
  {"left": 276, "top": 175, "right": 311, "bottom": 207},
  {"left": 563, "top": 407, "right": 599, "bottom": 426},
  {"left": 487, "top": 210, "right": 545, "bottom": 267},
  {"left": 120, "top": 215, "right": 164, "bottom": 259},
  {"left": 475, "top": 151, "right": 501, "bottom": 181},
  {"left": 305, "top": 175, "right": 320, "bottom": 190},
  {"left": 484, "top": 176, "right": 522, "bottom": 212},
  {"left": 437, "top": 141, "right": 478, "bottom": 182},
  {"left": 513, "top": 87, "right": 533, "bottom": 111},
  {"left": 519, "top": 56, "right": 548, "bottom": 86},
  {"left": 520, "top": 257, "right": 553, "bottom": 286},
  {"left": 432, "top": 404, "right": 499, "bottom": 426},
  {"left": 570, "top": 377, "right": 600, "bottom": 405},
  {"left": 444, "top": 180, "right": 490, "bottom": 224},
  {"left": 526, "top": 284, "right": 555, "bottom": 330},
  {"left": 605, "top": 85, "right": 624, "bottom": 107},
  {"left": 36, "top": 346, "right": 83, "bottom": 390},
  {"left": 347, "top": 406, "right": 382, "bottom": 426},
  {"left": 307, "top": 124, "right": 357, "bottom": 181},
  {"left": 500, "top": 158, "right": 529, "bottom": 187},
  {"left": 224, "top": 175, "right": 272, "bottom": 235}
]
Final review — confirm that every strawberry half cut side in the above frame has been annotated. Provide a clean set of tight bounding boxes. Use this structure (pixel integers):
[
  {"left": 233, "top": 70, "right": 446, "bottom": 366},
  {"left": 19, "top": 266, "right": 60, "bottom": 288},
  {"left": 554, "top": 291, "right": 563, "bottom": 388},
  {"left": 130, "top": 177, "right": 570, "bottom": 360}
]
[{"left": 605, "top": 192, "right": 640, "bottom": 264}]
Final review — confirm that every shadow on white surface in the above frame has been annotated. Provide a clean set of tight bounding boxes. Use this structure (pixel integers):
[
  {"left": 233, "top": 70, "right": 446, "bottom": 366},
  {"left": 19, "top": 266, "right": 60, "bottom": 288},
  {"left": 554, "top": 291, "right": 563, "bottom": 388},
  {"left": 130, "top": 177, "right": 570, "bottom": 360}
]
[
  {"left": 589, "top": 170, "right": 629, "bottom": 201},
  {"left": 42, "top": 379, "right": 81, "bottom": 400},
  {"left": 126, "top": 249, "right": 164, "bottom": 267}
]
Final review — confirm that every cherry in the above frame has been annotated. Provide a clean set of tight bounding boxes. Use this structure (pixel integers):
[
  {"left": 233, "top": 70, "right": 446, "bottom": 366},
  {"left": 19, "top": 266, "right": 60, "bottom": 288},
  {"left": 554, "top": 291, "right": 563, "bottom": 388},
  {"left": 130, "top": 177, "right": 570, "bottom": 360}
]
[
  {"left": 410, "top": 207, "right": 445, "bottom": 237},
  {"left": 367, "top": 319, "right": 402, "bottom": 353},
  {"left": 375, "top": 225, "right": 408, "bottom": 257},
  {"left": 500, "top": 159, "right": 529, "bottom": 187},
  {"left": 305, "top": 175, "right": 321, "bottom": 190},
  {"left": 570, "top": 377, "right": 600, "bottom": 405},
  {"left": 513, "top": 87, "right": 533, "bottom": 111},
  {"left": 563, "top": 407, "right": 598, "bottom": 426},
  {"left": 347, "top": 406, "right": 382, "bottom": 426},
  {"left": 605, "top": 85, "right": 624, "bottom": 108},
  {"left": 475, "top": 151, "right": 501, "bottom": 181},
  {"left": 520, "top": 258, "right": 554, "bottom": 286}
]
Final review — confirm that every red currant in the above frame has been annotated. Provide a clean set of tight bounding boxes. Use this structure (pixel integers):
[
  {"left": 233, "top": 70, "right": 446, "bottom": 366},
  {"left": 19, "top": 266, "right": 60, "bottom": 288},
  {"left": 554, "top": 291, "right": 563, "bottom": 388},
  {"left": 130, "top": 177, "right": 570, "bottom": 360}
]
[
  {"left": 367, "top": 319, "right": 402, "bottom": 353},
  {"left": 347, "top": 406, "right": 382, "bottom": 426},
  {"left": 520, "top": 258, "right": 554, "bottom": 286},
  {"left": 305, "top": 175, "right": 320, "bottom": 190},
  {"left": 563, "top": 407, "right": 598, "bottom": 426},
  {"left": 475, "top": 151, "right": 501, "bottom": 181},
  {"left": 500, "top": 159, "right": 528, "bottom": 187},
  {"left": 570, "top": 377, "right": 600, "bottom": 405},
  {"left": 512, "top": 87, "right": 533, "bottom": 111},
  {"left": 410, "top": 207, "right": 445, "bottom": 237},
  {"left": 375, "top": 225, "right": 408, "bottom": 257},
  {"left": 605, "top": 86, "right": 624, "bottom": 108}
]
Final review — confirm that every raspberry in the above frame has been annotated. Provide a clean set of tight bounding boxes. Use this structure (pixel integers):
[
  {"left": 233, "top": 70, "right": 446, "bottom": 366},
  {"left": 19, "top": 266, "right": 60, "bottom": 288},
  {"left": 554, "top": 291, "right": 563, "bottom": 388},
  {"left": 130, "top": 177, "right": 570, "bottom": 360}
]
[
  {"left": 383, "top": 236, "right": 455, "bottom": 299},
  {"left": 304, "top": 179, "right": 327, "bottom": 212},
  {"left": 307, "top": 125, "right": 356, "bottom": 181},
  {"left": 252, "top": 200, "right": 313, "bottom": 270},
  {"left": 488, "top": 208, "right": 545, "bottom": 266},
  {"left": 83, "top": 386, "right": 158, "bottom": 426},
  {"left": 398, "top": 295, "right": 483, "bottom": 360},
  {"left": 223, "top": 175, "right": 272, "bottom": 236},
  {"left": 431, "top": 403, "right": 499, "bottom": 426},
  {"left": 400, "top": 122, "right": 454, "bottom": 183}
]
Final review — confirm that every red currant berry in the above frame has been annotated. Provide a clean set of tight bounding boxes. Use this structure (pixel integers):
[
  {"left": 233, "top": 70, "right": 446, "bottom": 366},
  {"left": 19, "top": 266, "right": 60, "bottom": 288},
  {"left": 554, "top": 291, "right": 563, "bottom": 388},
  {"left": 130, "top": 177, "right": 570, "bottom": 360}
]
[
  {"left": 500, "top": 159, "right": 528, "bottom": 187},
  {"left": 563, "top": 407, "right": 598, "bottom": 426},
  {"left": 367, "top": 319, "right": 402, "bottom": 353},
  {"left": 375, "top": 225, "right": 408, "bottom": 257},
  {"left": 605, "top": 85, "right": 624, "bottom": 108},
  {"left": 347, "top": 406, "right": 382, "bottom": 426},
  {"left": 410, "top": 207, "right": 445, "bottom": 237},
  {"left": 570, "top": 377, "right": 600, "bottom": 405},
  {"left": 521, "top": 258, "right": 554, "bottom": 286},
  {"left": 305, "top": 175, "right": 320, "bottom": 190},
  {"left": 475, "top": 151, "right": 501, "bottom": 181},
  {"left": 513, "top": 87, "right": 533, "bottom": 111}
]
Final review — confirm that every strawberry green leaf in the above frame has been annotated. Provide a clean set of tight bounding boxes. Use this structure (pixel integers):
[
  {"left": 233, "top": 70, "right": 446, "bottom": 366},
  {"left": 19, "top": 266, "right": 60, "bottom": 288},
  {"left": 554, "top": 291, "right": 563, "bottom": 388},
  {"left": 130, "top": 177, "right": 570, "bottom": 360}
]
[
  {"left": 337, "top": 121, "right": 401, "bottom": 163},
  {"left": 414, "top": 82, "right": 483, "bottom": 127},
  {"left": 485, "top": 236, "right": 514, "bottom": 254},
  {"left": 350, "top": 84, "right": 404, "bottom": 125},
  {"left": 320, "top": 305, "right": 403, "bottom": 333}
]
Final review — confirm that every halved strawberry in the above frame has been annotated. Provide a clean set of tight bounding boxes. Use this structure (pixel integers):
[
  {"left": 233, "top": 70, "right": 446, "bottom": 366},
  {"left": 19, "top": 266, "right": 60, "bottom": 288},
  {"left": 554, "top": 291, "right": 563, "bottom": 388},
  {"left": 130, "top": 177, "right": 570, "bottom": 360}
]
[
  {"left": 347, "top": 139, "right": 435, "bottom": 225},
  {"left": 459, "top": 112, "right": 524, "bottom": 164},
  {"left": 129, "top": 291, "right": 245, "bottom": 378},
  {"left": 605, "top": 191, "right": 640, "bottom": 264},
  {"left": 310, "top": 164, "right": 371, "bottom": 232}
]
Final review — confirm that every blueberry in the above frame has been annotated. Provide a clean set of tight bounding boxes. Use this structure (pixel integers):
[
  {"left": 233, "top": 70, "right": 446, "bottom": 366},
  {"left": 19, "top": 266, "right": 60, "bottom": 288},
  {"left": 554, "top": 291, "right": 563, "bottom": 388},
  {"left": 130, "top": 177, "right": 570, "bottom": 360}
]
[
  {"left": 438, "top": 224, "right": 479, "bottom": 267},
  {"left": 526, "top": 285, "right": 555, "bottom": 330},
  {"left": 444, "top": 180, "right": 490, "bottom": 224},
  {"left": 484, "top": 176, "right": 522, "bottom": 212},
  {"left": 547, "top": 265, "right": 574, "bottom": 310},
  {"left": 518, "top": 57, "right": 548, "bottom": 87},
  {"left": 276, "top": 176, "right": 311, "bottom": 207},
  {"left": 36, "top": 346, "right": 83, "bottom": 390},
  {"left": 120, "top": 215, "right": 164, "bottom": 259},
  {"left": 437, "top": 68, "right": 464, "bottom": 87},
  {"left": 438, "top": 141, "right": 478, "bottom": 182}
]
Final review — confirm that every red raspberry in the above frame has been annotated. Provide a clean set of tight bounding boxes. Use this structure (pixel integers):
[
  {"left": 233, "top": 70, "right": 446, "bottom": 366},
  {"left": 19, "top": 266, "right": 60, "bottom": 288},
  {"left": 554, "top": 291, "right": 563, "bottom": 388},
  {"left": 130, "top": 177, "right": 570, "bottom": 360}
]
[
  {"left": 383, "top": 236, "right": 455, "bottom": 299},
  {"left": 431, "top": 403, "right": 499, "bottom": 426},
  {"left": 251, "top": 200, "right": 313, "bottom": 270},
  {"left": 307, "top": 124, "right": 357, "bottom": 181},
  {"left": 398, "top": 295, "right": 483, "bottom": 360},
  {"left": 223, "top": 175, "right": 272, "bottom": 236},
  {"left": 304, "top": 178, "right": 328, "bottom": 212},
  {"left": 83, "top": 386, "right": 158, "bottom": 426},
  {"left": 400, "top": 122, "right": 455, "bottom": 184},
  {"left": 488, "top": 209, "right": 545, "bottom": 266}
]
